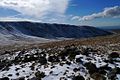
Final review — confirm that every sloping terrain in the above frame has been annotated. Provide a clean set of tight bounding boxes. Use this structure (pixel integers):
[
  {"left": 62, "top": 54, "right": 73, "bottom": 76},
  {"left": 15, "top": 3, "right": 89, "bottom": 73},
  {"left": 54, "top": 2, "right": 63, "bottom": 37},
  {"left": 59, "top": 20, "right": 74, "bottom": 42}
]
[
  {"left": 0, "top": 29, "right": 119, "bottom": 80},
  {"left": 0, "top": 41, "right": 120, "bottom": 80},
  {"left": 0, "top": 21, "right": 112, "bottom": 42}
]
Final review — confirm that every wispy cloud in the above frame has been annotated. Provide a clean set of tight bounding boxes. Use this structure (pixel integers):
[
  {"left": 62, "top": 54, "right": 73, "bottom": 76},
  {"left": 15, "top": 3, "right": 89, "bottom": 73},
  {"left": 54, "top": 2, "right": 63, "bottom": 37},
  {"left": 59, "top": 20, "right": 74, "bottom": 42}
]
[
  {"left": 0, "top": 17, "right": 42, "bottom": 22},
  {"left": 72, "top": 6, "right": 120, "bottom": 21},
  {"left": 0, "top": 0, "right": 69, "bottom": 18}
]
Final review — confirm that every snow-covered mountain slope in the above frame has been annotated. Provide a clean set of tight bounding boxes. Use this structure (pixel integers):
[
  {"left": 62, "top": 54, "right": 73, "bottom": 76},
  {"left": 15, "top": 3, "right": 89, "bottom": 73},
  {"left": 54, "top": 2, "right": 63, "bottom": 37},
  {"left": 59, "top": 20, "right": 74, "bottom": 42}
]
[{"left": 0, "top": 21, "right": 111, "bottom": 44}]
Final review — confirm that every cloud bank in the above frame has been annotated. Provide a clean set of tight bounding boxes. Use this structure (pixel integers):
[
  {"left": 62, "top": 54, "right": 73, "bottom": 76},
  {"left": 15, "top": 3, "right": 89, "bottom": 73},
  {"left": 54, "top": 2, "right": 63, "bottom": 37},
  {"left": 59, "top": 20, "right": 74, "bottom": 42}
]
[
  {"left": 72, "top": 6, "right": 120, "bottom": 21},
  {"left": 0, "top": 0, "right": 69, "bottom": 18}
]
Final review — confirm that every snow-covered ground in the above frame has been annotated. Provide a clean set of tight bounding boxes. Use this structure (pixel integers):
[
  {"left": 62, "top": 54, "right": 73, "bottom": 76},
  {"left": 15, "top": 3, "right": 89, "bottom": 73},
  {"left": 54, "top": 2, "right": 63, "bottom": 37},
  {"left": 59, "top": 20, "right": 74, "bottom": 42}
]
[{"left": 0, "top": 44, "right": 120, "bottom": 80}]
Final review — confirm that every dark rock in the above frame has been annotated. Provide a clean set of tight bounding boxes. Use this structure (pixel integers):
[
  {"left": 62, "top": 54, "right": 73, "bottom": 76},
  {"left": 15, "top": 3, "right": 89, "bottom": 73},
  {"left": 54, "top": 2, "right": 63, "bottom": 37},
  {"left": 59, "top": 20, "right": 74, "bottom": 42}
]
[
  {"left": 39, "top": 57, "right": 47, "bottom": 65},
  {"left": 91, "top": 73, "right": 106, "bottom": 80},
  {"left": 66, "top": 61, "right": 71, "bottom": 65},
  {"left": 60, "top": 56, "right": 66, "bottom": 61},
  {"left": 73, "top": 68, "right": 80, "bottom": 72},
  {"left": 0, "top": 62, "right": 5, "bottom": 70},
  {"left": 116, "top": 67, "right": 120, "bottom": 74},
  {"left": 109, "top": 52, "right": 119, "bottom": 59},
  {"left": 99, "top": 64, "right": 112, "bottom": 71},
  {"left": 48, "top": 56, "right": 60, "bottom": 62},
  {"left": 84, "top": 62, "right": 98, "bottom": 74},
  {"left": 49, "top": 71, "right": 53, "bottom": 74},
  {"left": 59, "top": 62, "right": 64, "bottom": 66},
  {"left": 40, "top": 51, "right": 46, "bottom": 57},
  {"left": 8, "top": 74, "right": 12, "bottom": 77},
  {"left": 60, "top": 77, "right": 67, "bottom": 80},
  {"left": 16, "top": 73, "right": 19, "bottom": 76},
  {"left": 72, "top": 75, "right": 85, "bottom": 80},
  {"left": 108, "top": 67, "right": 120, "bottom": 80},
  {"left": 35, "top": 71, "right": 46, "bottom": 80},
  {"left": 17, "top": 77, "right": 25, "bottom": 80},
  {"left": 15, "top": 68, "right": 20, "bottom": 71},
  {"left": 82, "top": 48, "right": 91, "bottom": 56},
  {"left": 0, "top": 77, "right": 9, "bottom": 80},
  {"left": 23, "top": 55, "right": 37, "bottom": 62},
  {"left": 99, "top": 69, "right": 107, "bottom": 75},
  {"left": 30, "top": 77, "right": 38, "bottom": 80},
  {"left": 18, "top": 50, "right": 25, "bottom": 56},
  {"left": 60, "top": 47, "right": 80, "bottom": 60},
  {"left": 4, "top": 51, "right": 11, "bottom": 54},
  {"left": 108, "top": 72, "right": 116, "bottom": 80},
  {"left": 76, "top": 58, "right": 83, "bottom": 64}
]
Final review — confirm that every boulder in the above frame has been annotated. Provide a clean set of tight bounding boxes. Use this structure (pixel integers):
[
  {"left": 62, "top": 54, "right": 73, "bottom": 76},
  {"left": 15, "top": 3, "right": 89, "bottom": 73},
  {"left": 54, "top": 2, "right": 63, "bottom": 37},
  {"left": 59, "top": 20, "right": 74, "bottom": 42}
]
[{"left": 109, "top": 52, "right": 119, "bottom": 59}]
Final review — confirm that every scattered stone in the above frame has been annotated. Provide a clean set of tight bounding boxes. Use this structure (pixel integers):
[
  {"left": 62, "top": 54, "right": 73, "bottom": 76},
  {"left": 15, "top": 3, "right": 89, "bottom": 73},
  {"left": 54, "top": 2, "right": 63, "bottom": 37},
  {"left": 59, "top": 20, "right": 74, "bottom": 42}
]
[
  {"left": 60, "top": 77, "right": 67, "bottom": 80},
  {"left": 91, "top": 73, "right": 106, "bottom": 80},
  {"left": 66, "top": 61, "right": 71, "bottom": 65},
  {"left": 109, "top": 52, "right": 119, "bottom": 59},
  {"left": 48, "top": 56, "right": 60, "bottom": 62},
  {"left": 8, "top": 74, "right": 12, "bottom": 77},
  {"left": 17, "top": 77, "right": 25, "bottom": 80},
  {"left": 0, "top": 77, "right": 9, "bottom": 80},
  {"left": 30, "top": 77, "right": 38, "bottom": 80},
  {"left": 99, "top": 64, "right": 112, "bottom": 71},
  {"left": 72, "top": 75, "right": 85, "bottom": 80},
  {"left": 73, "top": 68, "right": 80, "bottom": 72},
  {"left": 35, "top": 71, "right": 46, "bottom": 79},
  {"left": 84, "top": 62, "right": 98, "bottom": 74},
  {"left": 82, "top": 48, "right": 91, "bottom": 56},
  {"left": 16, "top": 73, "right": 19, "bottom": 76},
  {"left": 15, "top": 68, "right": 20, "bottom": 71},
  {"left": 39, "top": 57, "right": 47, "bottom": 65},
  {"left": 76, "top": 58, "right": 83, "bottom": 64}
]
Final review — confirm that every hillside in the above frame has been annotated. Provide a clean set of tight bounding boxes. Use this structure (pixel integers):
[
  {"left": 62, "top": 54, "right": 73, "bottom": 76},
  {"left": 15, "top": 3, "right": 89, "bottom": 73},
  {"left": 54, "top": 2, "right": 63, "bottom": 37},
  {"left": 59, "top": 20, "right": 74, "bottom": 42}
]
[
  {"left": 0, "top": 21, "right": 112, "bottom": 45},
  {"left": 0, "top": 33, "right": 120, "bottom": 80}
]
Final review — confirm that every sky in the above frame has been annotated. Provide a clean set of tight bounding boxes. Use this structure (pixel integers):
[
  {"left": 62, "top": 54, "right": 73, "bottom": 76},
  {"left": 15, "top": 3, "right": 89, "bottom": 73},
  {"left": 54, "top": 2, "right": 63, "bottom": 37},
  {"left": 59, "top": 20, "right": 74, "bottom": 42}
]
[{"left": 0, "top": 0, "right": 120, "bottom": 27}]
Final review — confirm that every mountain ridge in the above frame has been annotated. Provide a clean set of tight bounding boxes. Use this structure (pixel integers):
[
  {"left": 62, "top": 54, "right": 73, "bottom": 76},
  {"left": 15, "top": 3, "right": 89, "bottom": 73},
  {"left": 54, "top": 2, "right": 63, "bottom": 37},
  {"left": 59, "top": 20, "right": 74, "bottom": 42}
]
[{"left": 0, "top": 21, "right": 113, "bottom": 45}]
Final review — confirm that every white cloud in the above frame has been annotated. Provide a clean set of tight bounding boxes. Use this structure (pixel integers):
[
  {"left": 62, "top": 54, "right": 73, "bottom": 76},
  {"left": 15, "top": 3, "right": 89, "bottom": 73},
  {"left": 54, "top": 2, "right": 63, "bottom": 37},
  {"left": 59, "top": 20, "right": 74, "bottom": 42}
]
[
  {"left": 71, "top": 16, "right": 79, "bottom": 20},
  {"left": 0, "top": 17, "right": 42, "bottom": 22},
  {"left": 72, "top": 6, "right": 120, "bottom": 21},
  {"left": 0, "top": 0, "right": 69, "bottom": 18}
]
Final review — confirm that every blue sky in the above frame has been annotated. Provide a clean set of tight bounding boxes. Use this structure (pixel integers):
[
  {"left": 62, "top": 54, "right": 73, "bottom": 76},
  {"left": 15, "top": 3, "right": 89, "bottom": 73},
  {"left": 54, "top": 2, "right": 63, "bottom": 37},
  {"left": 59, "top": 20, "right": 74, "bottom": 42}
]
[{"left": 0, "top": 0, "right": 120, "bottom": 27}]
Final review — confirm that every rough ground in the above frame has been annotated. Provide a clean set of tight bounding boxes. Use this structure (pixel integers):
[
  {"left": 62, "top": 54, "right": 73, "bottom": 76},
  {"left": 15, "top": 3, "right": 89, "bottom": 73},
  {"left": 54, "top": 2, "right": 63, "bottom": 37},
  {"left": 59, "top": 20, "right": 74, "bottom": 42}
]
[
  {"left": 0, "top": 31, "right": 120, "bottom": 80},
  {"left": 0, "top": 42, "right": 120, "bottom": 80}
]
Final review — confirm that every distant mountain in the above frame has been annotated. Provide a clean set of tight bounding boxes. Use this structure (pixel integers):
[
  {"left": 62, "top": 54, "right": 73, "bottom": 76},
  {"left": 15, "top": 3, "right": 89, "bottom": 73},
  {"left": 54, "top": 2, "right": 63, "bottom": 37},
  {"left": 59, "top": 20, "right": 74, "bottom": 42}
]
[
  {"left": 98, "top": 26, "right": 120, "bottom": 30},
  {"left": 0, "top": 21, "right": 112, "bottom": 44}
]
